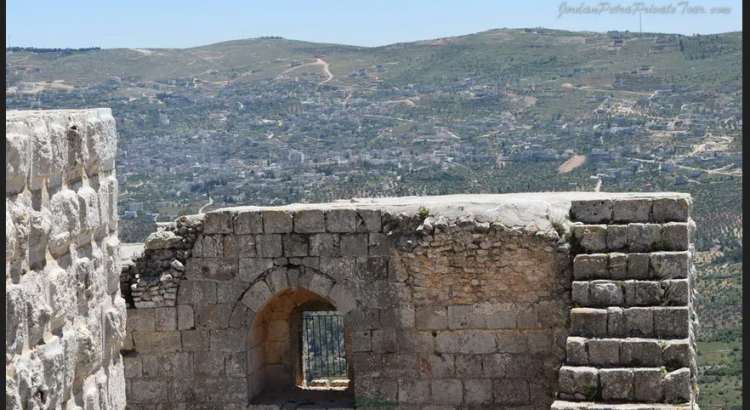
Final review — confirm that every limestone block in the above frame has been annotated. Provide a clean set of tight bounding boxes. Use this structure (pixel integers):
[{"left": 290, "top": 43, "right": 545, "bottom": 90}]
[
  {"left": 458, "top": 330, "right": 496, "bottom": 354},
  {"left": 435, "top": 332, "right": 460, "bottom": 353},
  {"left": 241, "top": 280, "right": 273, "bottom": 312},
  {"left": 222, "top": 235, "right": 255, "bottom": 258},
  {"left": 309, "top": 233, "right": 340, "bottom": 257},
  {"left": 47, "top": 266, "right": 77, "bottom": 330},
  {"left": 132, "top": 331, "right": 181, "bottom": 353},
  {"left": 455, "top": 354, "right": 483, "bottom": 377},
  {"left": 192, "top": 234, "right": 222, "bottom": 257},
  {"left": 265, "top": 267, "right": 289, "bottom": 294},
  {"left": 448, "top": 305, "right": 486, "bottom": 329},
  {"left": 83, "top": 109, "right": 117, "bottom": 173},
  {"left": 145, "top": 230, "right": 182, "bottom": 250},
  {"left": 357, "top": 209, "right": 382, "bottom": 232},
  {"left": 612, "top": 199, "right": 652, "bottom": 223},
  {"left": 177, "top": 280, "right": 217, "bottom": 306},
  {"left": 634, "top": 368, "right": 664, "bottom": 402},
  {"left": 6, "top": 205, "right": 16, "bottom": 261},
  {"left": 21, "top": 271, "right": 52, "bottom": 346},
  {"left": 517, "top": 309, "right": 539, "bottom": 328},
  {"left": 663, "top": 341, "right": 691, "bottom": 369},
  {"left": 141, "top": 352, "right": 193, "bottom": 378},
  {"left": 635, "top": 281, "right": 663, "bottom": 306},
  {"left": 628, "top": 253, "right": 650, "bottom": 279},
  {"left": 482, "top": 353, "right": 507, "bottom": 378},
  {"left": 621, "top": 339, "right": 663, "bottom": 367},
  {"left": 566, "top": 337, "right": 588, "bottom": 365},
  {"left": 372, "top": 328, "right": 398, "bottom": 353},
  {"left": 627, "top": 223, "right": 662, "bottom": 252},
  {"left": 307, "top": 273, "right": 334, "bottom": 298},
  {"left": 234, "top": 211, "right": 263, "bottom": 234},
  {"left": 486, "top": 309, "right": 517, "bottom": 329},
  {"left": 573, "top": 254, "right": 608, "bottom": 280},
  {"left": 104, "top": 236, "right": 122, "bottom": 294},
  {"left": 608, "top": 253, "right": 628, "bottom": 280},
  {"left": 431, "top": 379, "right": 463, "bottom": 404},
  {"left": 77, "top": 186, "right": 101, "bottom": 233},
  {"left": 624, "top": 308, "right": 654, "bottom": 337},
  {"left": 600, "top": 368, "right": 634, "bottom": 401},
  {"left": 181, "top": 329, "right": 209, "bottom": 352},
  {"left": 650, "top": 251, "right": 690, "bottom": 279},
  {"left": 352, "top": 352, "right": 383, "bottom": 377},
  {"left": 185, "top": 258, "right": 237, "bottom": 281},
  {"left": 238, "top": 258, "right": 274, "bottom": 283},
  {"left": 340, "top": 233, "right": 368, "bottom": 256},
  {"left": 587, "top": 339, "right": 620, "bottom": 366},
  {"left": 574, "top": 225, "right": 607, "bottom": 252},
  {"left": 326, "top": 209, "right": 357, "bottom": 232},
  {"left": 558, "top": 366, "right": 598, "bottom": 399},
  {"left": 653, "top": 197, "right": 691, "bottom": 222},
  {"left": 49, "top": 189, "right": 81, "bottom": 256},
  {"left": 28, "top": 208, "right": 51, "bottom": 270},
  {"left": 154, "top": 307, "right": 178, "bottom": 331},
  {"left": 352, "top": 330, "right": 372, "bottom": 352},
  {"left": 663, "top": 368, "right": 691, "bottom": 403},
  {"left": 606, "top": 307, "right": 625, "bottom": 337},
  {"left": 328, "top": 282, "right": 357, "bottom": 314},
  {"left": 570, "top": 199, "right": 612, "bottom": 224},
  {"left": 663, "top": 279, "right": 689, "bottom": 306},
  {"left": 64, "top": 120, "right": 88, "bottom": 182},
  {"left": 6, "top": 126, "right": 30, "bottom": 194},
  {"left": 570, "top": 308, "right": 607, "bottom": 337},
  {"left": 262, "top": 210, "right": 293, "bottom": 233},
  {"left": 495, "top": 331, "right": 528, "bottom": 354},
  {"left": 282, "top": 233, "right": 308, "bottom": 257},
  {"left": 293, "top": 209, "right": 325, "bottom": 233},
  {"left": 653, "top": 307, "right": 690, "bottom": 339},
  {"left": 662, "top": 222, "right": 690, "bottom": 251},
  {"left": 493, "top": 379, "right": 530, "bottom": 404},
  {"left": 368, "top": 233, "right": 390, "bottom": 257},
  {"left": 204, "top": 211, "right": 234, "bottom": 234},
  {"left": 398, "top": 379, "right": 430, "bottom": 404},
  {"left": 26, "top": 118, "right": 53, "bottom": 189},
  {"left": 255, "top": 234, "right": 283, "bottom": 258},
  {"left": 589, "top": 281, "right": 624, "bottom": 307},
  {"left": 416, "top": 306, "right": 448, "bottom": 330},
  {"left": 6, "top": 284, "right": 28, "bottom": 355},
  {"left": 105, "top": 173, "right": 119, "bottom": 230},
  {"left": 177, "top": 305, "right": 194, "bottom": 330},
  {"left": 210, "top": 329, "right": 246, "bottom": 352}
]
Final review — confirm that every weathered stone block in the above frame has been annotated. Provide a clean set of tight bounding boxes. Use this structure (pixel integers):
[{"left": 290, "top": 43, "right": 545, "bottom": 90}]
[
  {"left": 416, "top": 306, "right": 448, "bottom": 330},
  {"left": 570, "top": 199, "right": 612, "bottom": 224},
  {"left": 570, "top": 308, "right": 608, "bottom": 337},
  {"left": 177, "top": 305, "right": 194, "bottom": 330},
  {"left": 635, "top": 281, "right": 663, "bottom": 306},
  {"left": 493, "top": 378, "right": 530, "bottom": 404},
  {"left": 589, "top": 281, "right": 624, "bottom": 307},
  {"left": 372, "top": 329, "right": 399, "bottom": 354},
  {"left": 126, "top": 308, "right": 156, "bottom": 332},
  {"left": 573, "top": 254, "right": 608, "bottom": 280},
  {"left": 204, "top": 211, "right": 234, "bottom": 234},
  {"left": 328, "top": 282, "right": 357, "bottom": 314},
  {"left": 627, "top": 253, "right": 650, "bottom": 279},
  {"left": 293, "top": 209, "right": 325, "bottom": 233},
  {"left": 662, "top": 279, "right": 689, "bottom": 306},
  {"left": 340, "top": 233, "right": 368, "bottom": 257},
  {"left": 608, "top": 253, "right": 628, "bottom": 280},
  {"left": 574, "top": 225, "right": 607, "bottom": 252},
  {"left": 587, "top": 339, "right": 620, "bottom": 366},
  {"left": 653, "top": 197, "right": 690, "bottom": 222},
  {"left": 357, "top": 209, "right": 382, "bottom": 232},
  {"left": 600, "top": 368, "right": 634, "bottom": 401},
  {"left": 624, "top": 308, "right": 654, "bottom": 337},
  {"left": 185, "top": 258, "right": 237, "bottom": 281},
  {"left": 612, "top": 198, "right": 652, "bottom": 223},
  {"left": 517, "top": 309, "right": 538, "bottom": 328},
  {"left": 663, "top": 368, "right": 691, "bottom": 403},
  {"left": 558, "top": 366, "right": 598, "bottom": 399},
  {"left": 326, "top": 209, "right": 357, "bottom": 233},
  {"left": 398, "top": 378, "right": 430, "bottom": 404},
  {"left": 177, "top": 280, "right": 217, "bottom": 306},
  {"left": 234, "top": 211, "right": 263, "bottom": 234},
  {"left": 281, "top": 234, "right": 308, "bottom": 258},
  {"left": 368, "top": 233, "right": 390, "bottom": 256},
  {"left": 662, "top": 223, "right": 690, "bottom": 251},
  {"left": 132, "top": 331, "right": 181, "bottom": 353},
  {"left": 141, "top": 352, "right": 193, "bottom": 378},
  {"left": 154, "top": 307, "right": 177, "bottom": 331},
  {"left": 621, "top": 339, "right": 662, "bottom": 367},
  {"left": 223, "top": 235, "right": 255, "bottom": 258},
  {"left": 431, "top": 379, "right": 463, "bottom": 404},
  {"left": 194, "top": 304, "right": 233, "bottom": 329},
  {"left": 238, "top": 258, "right": 274, "bottom": 283},
  {"left": 210, "top": 329, "right": 246, "bottom": 352},
  {"left": 351, "top": 352, "right": 383, "bottom": 377},
  {"left": 255, "top": 234, "right": 283, "bottom": 258},
  {"left": 607, "top": 307, "right": 625, "bottom": 337},
  {"left": 486, "top": 309, "right": 517, "bottom": 329},
  {"left": 241, "top": 281, "right": 273, "bottom": 312},
  {"left": 458, "top": 331, "right": 496, "bottom": 354},
  {"left": 309, "top": 233, "right": 340, "bottom": 257},
  {"left": 627, "top": 223, "right": 663, "bottom": 252},
  {"left": 634, "top": 368, "right": 664, "bottom": 402},
  {"left": 566, "top": 337, "right": 588, "bottom": 365},
  {"left": 262, "top": 210, "right": 293, "bottom": 233},
  {"left": 650, "top": 251, "right": 690, "bottom": 279},
  {"left": 448, "top": 305, "right": 486, "bottom": 329},
  {"left": 653, "top": 307, "right": 690, "bottom": 339},
  {"left": 308, "top": 273, "right": 334, "bottom": 298}
]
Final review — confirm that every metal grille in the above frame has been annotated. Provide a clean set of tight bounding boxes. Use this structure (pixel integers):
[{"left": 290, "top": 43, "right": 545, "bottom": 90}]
[{"left": 302, "top": 311, "right": 347, "bottom": 383}]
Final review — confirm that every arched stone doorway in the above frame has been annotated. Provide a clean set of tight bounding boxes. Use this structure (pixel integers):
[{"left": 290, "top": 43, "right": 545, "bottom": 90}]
[{"left": 241, "top": 266, "right": 356, "bottom": 408}]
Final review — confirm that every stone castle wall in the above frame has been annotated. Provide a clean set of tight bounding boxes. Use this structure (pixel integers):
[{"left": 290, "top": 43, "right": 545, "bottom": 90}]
[
  {"left": 120, "top": 193, "right": 699, "bottom": 410},
  {"left": 6, "top": 109, "right": 126, "bottom": 409}
]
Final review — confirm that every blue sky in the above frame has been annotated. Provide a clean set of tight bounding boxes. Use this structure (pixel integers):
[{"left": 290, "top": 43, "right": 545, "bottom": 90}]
[{"left": 6, "top": 0, "right": 743, "bottom": 49}]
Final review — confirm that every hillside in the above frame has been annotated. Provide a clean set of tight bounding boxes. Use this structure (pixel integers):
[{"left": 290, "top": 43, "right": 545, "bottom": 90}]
[{"left": 5, "top": 31, "right": 742, "bottom": 409}]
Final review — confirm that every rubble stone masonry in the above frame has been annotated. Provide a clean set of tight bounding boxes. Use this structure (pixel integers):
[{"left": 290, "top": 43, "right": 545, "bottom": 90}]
[
  {"left": 121, "top": 193, "right": 698, "bottom": 410},
  {"left": 6, "top": 109, "right": 126, "bottom": 409}
]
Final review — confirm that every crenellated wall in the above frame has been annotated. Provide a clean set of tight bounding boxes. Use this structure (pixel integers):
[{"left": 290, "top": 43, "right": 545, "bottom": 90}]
[
  {"left": 6, "top": 109, "right": 126, "bottom": 410},
  {"left": 121, "top": 193, "right": 699, "bottom": 410}
]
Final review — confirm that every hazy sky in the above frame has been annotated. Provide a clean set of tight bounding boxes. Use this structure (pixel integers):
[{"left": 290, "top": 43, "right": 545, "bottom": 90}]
[{"left": 6, "top": 0, "right": 743, "bottom": 49}]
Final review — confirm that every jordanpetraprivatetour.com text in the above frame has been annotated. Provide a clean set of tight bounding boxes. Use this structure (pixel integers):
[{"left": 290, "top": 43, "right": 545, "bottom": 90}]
[{"left": 558, "top": 1, "right": 731, "bottom": 18}]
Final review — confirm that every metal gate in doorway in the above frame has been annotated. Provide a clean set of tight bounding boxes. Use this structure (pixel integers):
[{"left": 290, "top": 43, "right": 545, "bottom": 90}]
[{"left": 302, "top": 311, "right": 347, "bottom": 385}]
